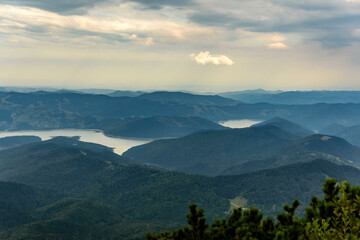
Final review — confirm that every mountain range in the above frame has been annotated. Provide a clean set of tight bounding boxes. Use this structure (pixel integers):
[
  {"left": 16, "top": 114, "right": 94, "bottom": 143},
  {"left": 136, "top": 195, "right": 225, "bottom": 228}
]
[
  {"left": 124, "top": 118, "right": 360, "bottom": 176},
  {"left": 100, "top": 116, "right": 227, "bottom": 138},
  {"left": 1, "top": 89, "right": 360, "bottom": 239},
  {"left": 320, "top": 123, "right": 360, "bottom": 147},
  {"left": 0, "top": 137, "right": 360, "bottom": 239},
  {"left": 220, "top": 90, "right": 360, "bottom": 104},
  {"left": 2, "top": 91, "right": 360, "bottom": 133}
]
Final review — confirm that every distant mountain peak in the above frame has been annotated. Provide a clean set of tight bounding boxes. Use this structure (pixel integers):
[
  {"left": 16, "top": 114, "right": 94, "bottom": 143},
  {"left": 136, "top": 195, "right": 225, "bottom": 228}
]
[
  {"left": 137, "top": 91, "right": 241, "bottom": 106},
  {"left": 251, "top": 117, "right": 313, "bottom": 138}
]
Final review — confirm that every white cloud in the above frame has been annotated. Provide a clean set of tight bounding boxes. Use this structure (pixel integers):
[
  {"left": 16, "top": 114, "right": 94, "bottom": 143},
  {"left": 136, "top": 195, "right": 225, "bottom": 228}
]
[
  {"left": 0, "top": 4, "right": 215, "bottom": 46},
  {"left": 267, "top": 42, "right": 290, "bottom": 49},
  {"left": 190, "top": 51, "right": 234, "bottom": 66},
  {"left": 346, "top": 0, "right": 360, "bottom": 3}
]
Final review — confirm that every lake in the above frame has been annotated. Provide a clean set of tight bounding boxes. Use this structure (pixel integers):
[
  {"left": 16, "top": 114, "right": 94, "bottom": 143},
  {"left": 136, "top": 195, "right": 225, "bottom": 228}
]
[
  {"left": 219, "top": 119, "right": 262, "bottom": 128},
  {"left": 0, "top": 120, "right": 262, "bottom": 153},
  {"left": 0, "top": 129, "right": 152, "bottom": 155}
]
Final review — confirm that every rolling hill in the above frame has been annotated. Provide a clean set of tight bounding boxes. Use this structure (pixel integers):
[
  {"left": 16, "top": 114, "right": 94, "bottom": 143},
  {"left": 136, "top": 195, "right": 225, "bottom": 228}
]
[
  {"left": 319, "top": 123, "right": 348, "bottom": 136},
  {"left": 124, "top": 126, "right": 360, "bottom": 176},
  {"left": 123, "top": 125, "right": 298, "bottom": 176},
  {"left": 251, "top": 117, "right": 313, "bottom": 137},
  {"left": 101, "top": 116, "right": 227, "bottom": 138},
  {"left": 2, "top": 91, "right": 360, "bottom": 132},
  {"left": 1, "top": 138, "right": 360, "bottom": 239},
  {"left": 220, "top": 90, "right": 360, "bottom": 104},
  {"left": 0, "top": 137, "right": 228, "bottom": 222},
  {"left": 214, "top": 159, "right": 360, "bottom": 216},
  {"left": 137, "top": 91, "right": 240, "bottom": 106},
  {"left": 0, "top": 136, "right": 42, "bottom": 150},
  {"left": 336, "top": 125, "right": 360, "bottom": 146},
  {"left": 319, "top": 124, "right": 360, "bottom": 147}
]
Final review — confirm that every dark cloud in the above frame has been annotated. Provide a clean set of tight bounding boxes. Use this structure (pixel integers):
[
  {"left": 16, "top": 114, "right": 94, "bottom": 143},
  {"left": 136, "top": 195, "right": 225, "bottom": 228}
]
[
  {"left": 188, "top": 12, "right": 263, "bottom": 29},
  {"left": 1, "top": 0, "right": 195, "bottom": 13},
  {"left": 262, "top": 15, "right": 360, "bottom": 48},
  {"left": 2, "top": 0, "right": 360, "bottom": 48},
  {"left": 270, "top": 0, "right": 341, "bottom": 11},
  {"left": 311, "top": 31, "right": 360, "bottom": 49},
  {"left": 266, "top": 15, "right": 360, "bottom": 33},
  {"left": 125, "top": 0, "right": 194, "bottom": 9},
  {"left": 0, "top": 0, "right": 109, "bottom": 14},
  {"left": 188, "top": 8, "right": 360, "bottom": 48},
  {"left": 188, "top": 12, "right": 238, "bottom": 27}
]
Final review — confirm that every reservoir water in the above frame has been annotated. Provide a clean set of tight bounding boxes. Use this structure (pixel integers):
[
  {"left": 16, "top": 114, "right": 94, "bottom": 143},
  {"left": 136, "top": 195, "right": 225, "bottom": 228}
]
[
  {"left": 0, "top": 129, "right": 152, "bottom": 155},
  {"left": 0, "top": 120, "right": 262, "bottom": 154},
  {"left": 219, "top": 119, "right": 262, "bottom": 128}
]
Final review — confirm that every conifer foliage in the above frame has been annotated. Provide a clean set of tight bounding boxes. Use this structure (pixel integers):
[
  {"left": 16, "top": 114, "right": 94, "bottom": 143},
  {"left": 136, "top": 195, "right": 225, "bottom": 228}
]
[{"left": 146, "top": 179, "right": 360, "bottom": 240}]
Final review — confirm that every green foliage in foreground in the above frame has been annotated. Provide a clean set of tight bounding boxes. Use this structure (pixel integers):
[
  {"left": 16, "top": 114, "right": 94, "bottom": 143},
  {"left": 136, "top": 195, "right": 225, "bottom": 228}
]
[{"left": 146, "top": 179, "right": 360, "bottom": 240}]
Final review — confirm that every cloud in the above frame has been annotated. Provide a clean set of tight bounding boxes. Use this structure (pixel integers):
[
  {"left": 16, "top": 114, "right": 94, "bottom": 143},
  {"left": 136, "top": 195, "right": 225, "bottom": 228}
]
[
  {"left": 2, "top": 0, "right": 360, "bottom": 50},
  {"left": 267, "top": 42, "right": 289, "bottom": 49},
  {"left": 0, "top": 4, "right": 214, "bottom": 46},
  {"left": 270, "top": 0, "right": 343, "bottom": 11},
  {"left": 0, "top": 0, "right": 108, "bottom": 14},
  {"left": 2, "top": 0, "right": 195, "bottom": 13},
  {"left": 124, "top": 0, "right": 195, "bottom": 9},
  {"left": 187, "top": 0, "right": 360, "bottom": 49},
  {"left": 190, "top": 51, "right": 234, "bottom": 66}
]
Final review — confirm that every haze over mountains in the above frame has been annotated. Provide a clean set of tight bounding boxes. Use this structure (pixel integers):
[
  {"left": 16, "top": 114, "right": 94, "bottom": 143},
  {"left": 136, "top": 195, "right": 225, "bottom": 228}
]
[
  {"left": 124, "top": 118, "right": 360, "bottom": 176},
  {"left": 100, "top": 116, "right": 227, "bottom": 138},
  {"left": 1, "top": 89, "right": 360, "bottom": 239},
  {"left": 5, "top": 87, "right": 360, "bottom": 105},
  {"left": 2, "top": 90, "right": 360, "bottom": 133},
  {"left": 220, "top": 90, "right": 360, "bottom": 104}
]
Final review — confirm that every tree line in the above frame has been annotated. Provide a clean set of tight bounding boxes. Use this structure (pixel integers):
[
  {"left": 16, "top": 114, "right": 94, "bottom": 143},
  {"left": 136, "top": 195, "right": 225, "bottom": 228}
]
[{"left": 146, "top": 179, "right": 360, "bottom": 240}]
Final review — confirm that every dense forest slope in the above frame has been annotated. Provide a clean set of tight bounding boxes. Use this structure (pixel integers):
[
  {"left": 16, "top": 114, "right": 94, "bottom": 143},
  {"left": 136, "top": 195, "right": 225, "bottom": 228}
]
[
  {"left": 251, "top": 117, "right": 313, "bottom": 137},
  {"left": 124, "top": 125, "right": 296, "bottom": 175},
  {"left": 124, "top": 124, "right": 360, "bottom": 176},
  {"left": 320, "top": 123, "right": 360, "bottom": 147},
  {"left": 0, "top": 136, "right": 41, "bottom": 150},
  {"left": 100, "top": 116, "right": 226, "bottom": 138},
  {"left": 2, "top": 91, "right": 360, "bottom": 132},
  {"left": 1, "top": 138, "right": 360, "bottom": 239}
]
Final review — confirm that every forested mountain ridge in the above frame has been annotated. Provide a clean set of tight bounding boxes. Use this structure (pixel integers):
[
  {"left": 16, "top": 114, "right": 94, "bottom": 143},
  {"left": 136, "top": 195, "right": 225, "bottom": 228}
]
[
  {"left": 220, "top": 90, "right": 360, "bottom": 104},
  {"left": 124, "top": 123, "right": 360, "bottom": 176},
  {"left": 2, "top": 91, "right": 360, "bottom": 132},
  {"left": 251, "top": 117, "right": 313, "bottom": 137},
  {"left": 124, "top": 125, "right": 297, "bottom": 176},
  {"left": 0, "top": 135, "right": 41, "bottom": 150},
  {"left": 2, "top": 90, "right": 360, "bottom": 239},
  {"left": 137, "top": 91, "right": 240, "bottom": 106},
  {"left": 147, "top": 179, "right": 360, "bottom": 240},
  {"left": 320, "top": 123, "right": 360, "bottom": 147},
  {"left": 100, "top": 116, "right": 227, "bottom": 138},
  {"left": 1, "top": 136, "right": 360, "bottom": 239}
]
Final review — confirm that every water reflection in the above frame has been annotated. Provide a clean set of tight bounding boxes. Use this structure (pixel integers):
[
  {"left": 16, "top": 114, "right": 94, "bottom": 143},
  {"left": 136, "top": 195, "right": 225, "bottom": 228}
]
[
  {"left": 0, "top": 129, "right": 152, "bottom": 155},
  {"left": 219, "top": 119, "right": 262, "bottom": 128}
]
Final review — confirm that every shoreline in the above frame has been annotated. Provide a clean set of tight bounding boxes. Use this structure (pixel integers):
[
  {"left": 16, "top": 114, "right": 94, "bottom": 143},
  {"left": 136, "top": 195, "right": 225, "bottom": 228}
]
[{"left": 0, "top": 128, "right": 157, "bottom": 141}]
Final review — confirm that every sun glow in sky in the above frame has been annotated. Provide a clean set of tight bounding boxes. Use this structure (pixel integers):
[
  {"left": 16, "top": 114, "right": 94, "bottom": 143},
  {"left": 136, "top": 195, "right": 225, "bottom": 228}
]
[{"left": 1, "top": 0, "right": 360, "bottom": 91}]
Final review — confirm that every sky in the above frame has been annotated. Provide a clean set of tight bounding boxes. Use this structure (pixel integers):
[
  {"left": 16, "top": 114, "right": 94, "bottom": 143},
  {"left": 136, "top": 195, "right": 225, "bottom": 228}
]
[{"left": 0, "top": 0, "right": 360, "bottom": 92}]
